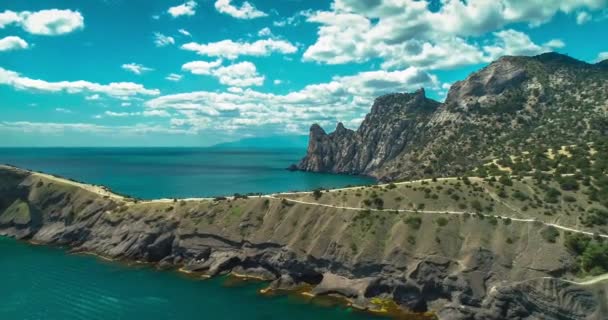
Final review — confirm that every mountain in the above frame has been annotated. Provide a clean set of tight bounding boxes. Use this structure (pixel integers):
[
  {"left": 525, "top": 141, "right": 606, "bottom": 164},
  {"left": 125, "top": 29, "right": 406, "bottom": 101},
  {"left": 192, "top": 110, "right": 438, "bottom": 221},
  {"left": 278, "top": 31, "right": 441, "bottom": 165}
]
[
  {"left": 297, "top": 52, "right": 608, "bottom": 181},
  {"left": 212, "top": 135, "right": 308, "bottom": 149}
]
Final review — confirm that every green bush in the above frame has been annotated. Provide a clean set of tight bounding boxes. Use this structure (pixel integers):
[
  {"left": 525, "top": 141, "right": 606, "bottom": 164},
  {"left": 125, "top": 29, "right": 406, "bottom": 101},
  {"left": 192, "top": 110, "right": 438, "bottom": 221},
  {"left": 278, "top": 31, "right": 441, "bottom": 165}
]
[
  {"left": 540, "top": 226, "right": 560, "bottom": 243},
  {"left": 471, "top": 200, "right": 483, "bottom": 212},
  {"left": 405, "top": 216, "right": 422, "bottom": 230},
  {"left": 436, "top": 217, "right": 448, "bottom": 227}
]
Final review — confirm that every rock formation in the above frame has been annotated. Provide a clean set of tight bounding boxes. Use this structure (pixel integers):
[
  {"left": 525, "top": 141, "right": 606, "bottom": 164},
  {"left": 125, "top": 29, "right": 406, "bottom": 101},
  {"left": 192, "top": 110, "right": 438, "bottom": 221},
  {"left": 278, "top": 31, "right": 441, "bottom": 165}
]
[{"left": 297, "top": 53, "right": 608, "bottom": 181}]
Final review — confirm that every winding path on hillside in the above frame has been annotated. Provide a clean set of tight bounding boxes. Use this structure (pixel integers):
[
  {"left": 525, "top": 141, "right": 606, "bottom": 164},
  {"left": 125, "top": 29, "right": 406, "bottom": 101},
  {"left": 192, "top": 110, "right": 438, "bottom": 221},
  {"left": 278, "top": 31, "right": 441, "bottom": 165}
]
[{"left": 265, "top": 195, "right": 608, "bottom": 239}]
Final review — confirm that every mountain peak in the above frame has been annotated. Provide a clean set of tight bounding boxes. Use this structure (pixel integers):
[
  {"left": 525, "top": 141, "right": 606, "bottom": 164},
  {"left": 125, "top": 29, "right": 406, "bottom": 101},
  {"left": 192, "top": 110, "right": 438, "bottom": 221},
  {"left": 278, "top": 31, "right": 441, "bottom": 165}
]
[{"left": 531, "top": 52, "right": 588, "bottom": 66}]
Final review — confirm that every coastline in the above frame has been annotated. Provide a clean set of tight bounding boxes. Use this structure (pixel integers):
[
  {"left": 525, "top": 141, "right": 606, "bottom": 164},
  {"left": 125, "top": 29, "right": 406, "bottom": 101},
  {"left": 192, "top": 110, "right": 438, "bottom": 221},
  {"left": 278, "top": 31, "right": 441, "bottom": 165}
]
[{"left": 1, "top": 165, "right": 607, "bottom": 320}]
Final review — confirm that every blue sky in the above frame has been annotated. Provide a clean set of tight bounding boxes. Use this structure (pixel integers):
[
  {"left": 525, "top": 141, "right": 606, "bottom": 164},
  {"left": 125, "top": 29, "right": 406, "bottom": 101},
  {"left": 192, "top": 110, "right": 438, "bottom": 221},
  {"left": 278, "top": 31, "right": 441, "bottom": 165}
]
[{"left": 0, "top": 0, "right": 607, "bottom": 147}]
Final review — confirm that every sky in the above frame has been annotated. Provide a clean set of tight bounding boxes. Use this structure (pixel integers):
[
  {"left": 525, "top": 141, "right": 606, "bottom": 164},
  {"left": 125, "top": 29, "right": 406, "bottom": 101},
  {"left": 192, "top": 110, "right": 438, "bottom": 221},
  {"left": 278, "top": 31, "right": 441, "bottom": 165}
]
[{"left": 0, "top": 0, "right": 607, "bottom": 147}]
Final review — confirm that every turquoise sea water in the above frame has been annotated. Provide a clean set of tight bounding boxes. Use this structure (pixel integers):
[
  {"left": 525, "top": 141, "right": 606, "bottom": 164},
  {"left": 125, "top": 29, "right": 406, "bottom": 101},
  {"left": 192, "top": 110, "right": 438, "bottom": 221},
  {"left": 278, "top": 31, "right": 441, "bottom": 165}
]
[
  {"left": 0, "top": 148, "right": 374, "bottom": 199},
  {"left": 0, "top": 236, "right": 380, "bottom": 320}
]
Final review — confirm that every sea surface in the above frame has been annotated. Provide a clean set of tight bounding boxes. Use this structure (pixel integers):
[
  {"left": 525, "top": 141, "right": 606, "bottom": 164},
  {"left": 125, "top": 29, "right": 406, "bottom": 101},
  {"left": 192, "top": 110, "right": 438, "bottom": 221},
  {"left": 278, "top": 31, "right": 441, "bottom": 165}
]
[
  {"left": 0, "top": 147, "right": 374, "bottom": 199},
  {"left": 0, "top": 236, "right": 381, "bottom": 320}
]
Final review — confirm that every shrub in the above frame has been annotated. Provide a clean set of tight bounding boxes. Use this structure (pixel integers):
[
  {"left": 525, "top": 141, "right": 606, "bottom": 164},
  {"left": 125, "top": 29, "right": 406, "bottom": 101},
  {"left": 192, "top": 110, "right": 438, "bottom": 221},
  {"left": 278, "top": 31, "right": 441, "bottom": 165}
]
[
  {"left": 405, "top": 216, "right": 422, "bottom": 230},
  {"left": 512, "top": 191, "right": 529, "bottom": 201},
  {"left": 499, "top": 175, "right": 513, "bottom": 186},
  {"left": 312, "top": 189, "right": 323, "bottom": 200},
  {"left": 436, "top": 217, "right": 448, "bottom": 227},
  {"left": 540, "top": 226, "right": 560, "bottom": 243},
  {"left": 471, "top": 200, "right": 483, "bottom": 212},
  {"left": 558, "top": 176, "right": 579, "bottom": 191}
]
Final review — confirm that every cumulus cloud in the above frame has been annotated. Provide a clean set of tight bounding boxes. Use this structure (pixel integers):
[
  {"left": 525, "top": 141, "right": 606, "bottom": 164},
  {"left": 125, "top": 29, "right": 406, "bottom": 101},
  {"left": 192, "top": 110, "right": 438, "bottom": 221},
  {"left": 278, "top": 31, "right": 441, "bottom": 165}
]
[
  {"left": 154, "top": 32, "right": 175, "bottom": 47},
  {"left": 0, "top": 9, "right": 84, "bottom": 36},
  {"left": 213, "top": 62, "right": 265, "bottom": 87},
  {"left": 182, "top": 59, "right": 223, "bottom": 75},
  {"left": 483, "top": 29, "right": 565, "bottom": 60},
  {"left": 214, "top": 0, "right": 267, "bottom": 19},
  {"left": 0, "top": 36, "right": 29, "bottom": 51},
  {"left": 168, "top": 1, "right": 197, "bottom": 18},
  {"left": 182, "top": 60, "right": 264, "bottom": 87},
  {"left": 121, "top": 63, "right": 154, "bottom": 75},
  {"left": 181, "top": 38, "right": 297, "bottom": 59},
  {"left": 303, "top": 0, "right": 603, "bottom": 70},
  {"left": 0, "top": 67, "right": 160, "bottom": 98},
  {"left": 146, "top": 66, "right": 437, "bottom": 133}
]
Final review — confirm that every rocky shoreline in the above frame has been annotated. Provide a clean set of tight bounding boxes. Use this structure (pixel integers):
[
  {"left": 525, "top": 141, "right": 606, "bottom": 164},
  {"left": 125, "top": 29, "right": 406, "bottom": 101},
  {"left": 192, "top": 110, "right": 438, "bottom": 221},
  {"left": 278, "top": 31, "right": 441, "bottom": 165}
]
[{"left": 0, "top": 165, "right": 606, "bottom": 319}]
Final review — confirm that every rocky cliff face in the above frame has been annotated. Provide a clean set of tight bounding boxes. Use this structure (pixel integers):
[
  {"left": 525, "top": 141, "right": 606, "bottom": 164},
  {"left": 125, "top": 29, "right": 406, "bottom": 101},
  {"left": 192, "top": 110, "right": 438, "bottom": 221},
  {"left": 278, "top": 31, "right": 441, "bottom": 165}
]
[
  {"left": 298, "top": 89, "right": 441, "bottom": 178},
  {"left": 1, "top": 166, "right": 607, "bottom": 320},
  {"left": 297, "top": 53, "right": 608, "bottom": 181}
]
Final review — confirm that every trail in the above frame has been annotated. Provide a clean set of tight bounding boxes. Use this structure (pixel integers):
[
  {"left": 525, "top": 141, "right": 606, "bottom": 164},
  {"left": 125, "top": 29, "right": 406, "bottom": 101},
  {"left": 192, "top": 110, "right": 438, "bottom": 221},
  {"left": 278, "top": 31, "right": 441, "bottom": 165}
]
[{"left": 265, "top": 196, "right": 608, "bottom": 239}]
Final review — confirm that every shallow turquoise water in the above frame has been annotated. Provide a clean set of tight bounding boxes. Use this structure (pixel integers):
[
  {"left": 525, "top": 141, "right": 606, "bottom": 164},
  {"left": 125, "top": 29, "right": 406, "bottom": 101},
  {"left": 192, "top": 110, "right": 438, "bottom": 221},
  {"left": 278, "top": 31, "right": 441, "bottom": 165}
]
[
  {"left": 0, "top": 148, "right": 374, "bottom": 199},
  {"left": 0, "top": 237, "right": 380, "bottom": 320}
]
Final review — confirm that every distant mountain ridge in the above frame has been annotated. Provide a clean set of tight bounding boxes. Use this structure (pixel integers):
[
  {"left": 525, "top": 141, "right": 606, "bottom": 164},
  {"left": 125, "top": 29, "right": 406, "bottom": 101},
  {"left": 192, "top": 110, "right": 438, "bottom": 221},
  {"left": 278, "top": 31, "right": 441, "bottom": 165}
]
[
  {"left": 297, "top": 52, "right": 608, "bottom": 181},
  {"left": 212, "top": 135, "right": 308, "bottom": 149}
]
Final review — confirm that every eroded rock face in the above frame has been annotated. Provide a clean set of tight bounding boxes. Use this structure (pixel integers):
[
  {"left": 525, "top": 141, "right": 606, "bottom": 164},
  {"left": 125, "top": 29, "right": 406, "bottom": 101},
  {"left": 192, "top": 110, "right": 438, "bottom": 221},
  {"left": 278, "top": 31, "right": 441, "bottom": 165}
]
[
  {"left": 298, "top": 89, "right": 440, "bottom": 178},
  {"left": 296, "top": 53, "right": 608, "bottom": 181},
  {"left": 1, "top": 166, "right": 606, "bottom": 320}
]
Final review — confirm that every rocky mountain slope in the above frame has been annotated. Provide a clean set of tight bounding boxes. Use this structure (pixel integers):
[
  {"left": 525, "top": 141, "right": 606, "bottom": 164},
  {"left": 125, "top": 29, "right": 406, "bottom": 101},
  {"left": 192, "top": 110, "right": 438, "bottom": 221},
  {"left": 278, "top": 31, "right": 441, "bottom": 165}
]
[
  {"left": 1, "top": 158, "right": 608, "bottom": 319},
  {"left": 297, "top": 53, "right": 608, "bottom": 181}
]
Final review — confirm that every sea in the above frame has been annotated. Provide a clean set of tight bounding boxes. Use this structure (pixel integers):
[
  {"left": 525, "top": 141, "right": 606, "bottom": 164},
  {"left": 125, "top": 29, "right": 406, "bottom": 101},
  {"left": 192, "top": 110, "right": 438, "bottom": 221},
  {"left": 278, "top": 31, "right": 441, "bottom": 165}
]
[
  {"left": 0, "top": 147, "right": 373, "bottom": 199},
  {"left": 0, "top": 147, "right": 379, "bottom": 320}
]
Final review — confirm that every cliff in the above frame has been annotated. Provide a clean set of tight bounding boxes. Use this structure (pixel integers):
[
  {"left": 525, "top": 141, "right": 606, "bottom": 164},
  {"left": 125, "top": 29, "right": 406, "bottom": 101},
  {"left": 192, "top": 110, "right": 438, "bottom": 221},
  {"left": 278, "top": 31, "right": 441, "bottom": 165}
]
[
  {"left": 296, "top": 53, "right": 608, "bottom": 181},
  {"left": 1, "top": 164, "right": 607, "bottom": 320}
]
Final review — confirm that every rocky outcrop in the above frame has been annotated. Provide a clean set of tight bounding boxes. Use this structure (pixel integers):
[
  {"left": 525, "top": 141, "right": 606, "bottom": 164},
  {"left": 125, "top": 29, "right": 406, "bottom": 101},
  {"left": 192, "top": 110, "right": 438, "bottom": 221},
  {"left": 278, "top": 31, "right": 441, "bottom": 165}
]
[
  {"left": 298, "top": 89, "right": 440, "bottom": 179},
  {"left": 1, "top": 165, "right": 606, "bottom": 320},
  {"left": 296, "top": 53, "right": 608, "bottom": 181}
]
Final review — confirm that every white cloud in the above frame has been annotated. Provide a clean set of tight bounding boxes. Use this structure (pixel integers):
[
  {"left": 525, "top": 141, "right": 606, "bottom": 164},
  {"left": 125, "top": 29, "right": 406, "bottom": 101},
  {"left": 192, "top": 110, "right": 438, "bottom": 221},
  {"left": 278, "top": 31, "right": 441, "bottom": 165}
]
[
  {"left": 168, "top": 1, "right": 198, "bottom": 18},
  {"left": 0, "top": 67, "right": 160, "bottom": 98},
  {"left": 121, "top": 102, "right": 132, "bottom": 107},
  {"left": 214, "top": 0, "right": 267, "bottom": 19},
  {"left": 182, "top": 59, "right": 223, "bottom": 75},
  {"left": 121, "top": 63, "right": 154, "bottom": 75},
  {"left": 55, "top": 108, "right": 72, "bottom": 113},
  {"left": 213, "top": 62, "right": 265, "bottom": 87},
  {"left": 257, "top": 27, "right": 272, "bottom": 37},
  {"left": 483, "top": 29, "right": 565, "bottom": 60},
  {"left": 0, "top": 121, "right": 190, "bottom": 135},
  {"left": 273, "top": 79, "right": 282, "bottom": 85},
  {"left": 181, "top": 38, "right": 297, "bottom": 59},
  {"left": 576, "top": 11, "right": 592, "bottom": 24},
  {"left": 0, "top": 36, "right": 28, "bottom": 51},
  {"left": 273, "top": 10, "right": 311, "bottom": 27},
  {"left": 146, "top": 66, "right": 437, "bottom": 134},
  {"left": 154, "top": 32, "right": 175, "bottom": 47},
  {"left": 178, "top": 28, "right": 192, "bottom": 37},
  {"left": 0, "top": 11, "right": 21, "bottom": 28},
  {"left": 103, "top": 110, "right": 171, "bottom": 118},
  {"left": 85, "top": 94, "right": 101, "bottom": 101},
  {"left": 182, "top": 60, "right": 264, "bottom": 87},
  {"left": 302, "top": 0, "right": 602, "bottom": 70},
  {"left": 596, "top": 51, "right": 608, "bottom": 62},
  {"left": 143, "top": 110, "right": 171, "bottom": 117},
  {"left": 166, "top": 73, "right": 183, "bottom": 82},
  {"left": 0, "top": 9, "right": 84, "bottom": 36}
]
